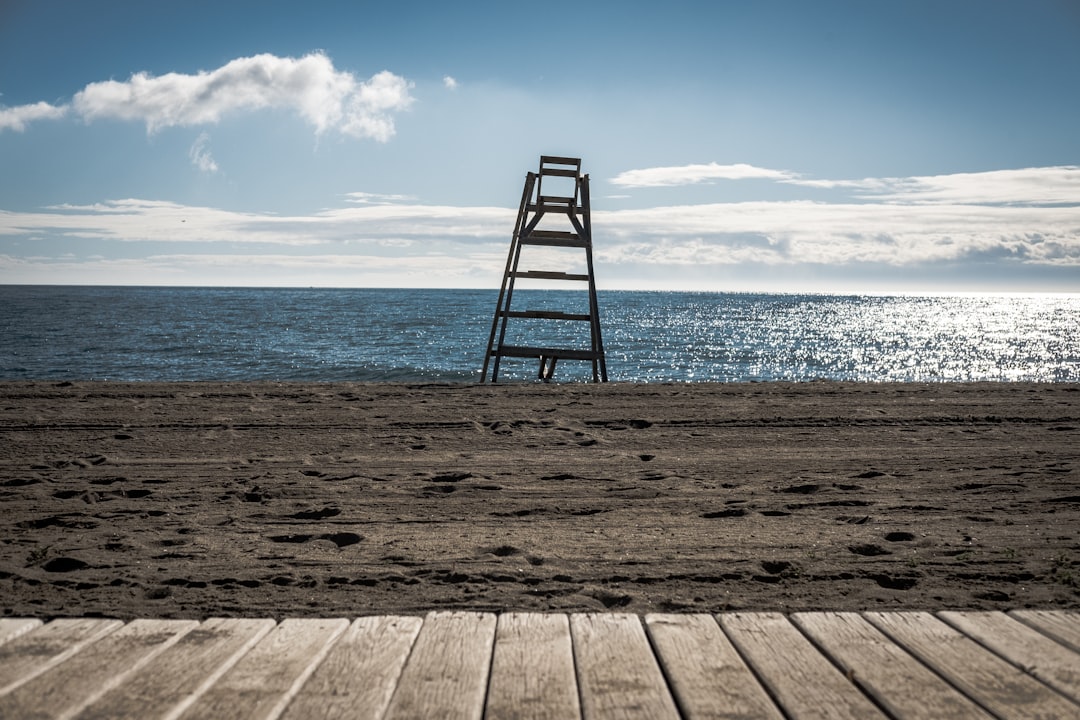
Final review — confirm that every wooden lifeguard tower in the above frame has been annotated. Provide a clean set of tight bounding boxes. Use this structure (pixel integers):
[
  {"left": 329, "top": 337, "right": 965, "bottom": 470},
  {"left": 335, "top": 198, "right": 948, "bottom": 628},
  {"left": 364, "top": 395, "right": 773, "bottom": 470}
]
[{"left": 480, "top": 156, "right": 608, "bottom": 382}]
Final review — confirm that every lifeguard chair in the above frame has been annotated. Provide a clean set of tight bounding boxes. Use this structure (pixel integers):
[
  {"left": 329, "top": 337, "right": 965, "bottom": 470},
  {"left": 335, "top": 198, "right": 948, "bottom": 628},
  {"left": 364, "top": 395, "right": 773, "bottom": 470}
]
[{"left": 480, "top": 156, "right": 607, "bottom": 382}]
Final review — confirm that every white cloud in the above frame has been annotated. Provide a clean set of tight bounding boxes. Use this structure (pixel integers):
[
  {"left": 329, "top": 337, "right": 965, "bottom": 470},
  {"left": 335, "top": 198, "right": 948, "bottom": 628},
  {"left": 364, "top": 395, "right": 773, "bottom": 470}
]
[
  {"left": 618, "top": 162, "right": 1080, "bottom": 207},
  {"left": 835, "top": 166, "right": 1080, "bottom": 206},
  {"left": 0, "top": 199, "right": 513, "bottom": 246},
  {"left": 0, "top": 251, "right": 501, "bottom": 288},
  {"left": 596, "top": 200, "right": 1080, "bottom": 267},
  {"left": 0, "top": 52, "right": 414, "bottom": 141},
  {"left": 0, "top": 101, "right": 68, "bottom": 132},
  {"left": 443, "top": 75, "right": 459, "bottom": 90},
  {"left": 345, "top": 191, "right": 417, "bottom": 204},
  {"left": 188, "top": 132, "right": 219, "bottom": 173},
  {"left": 610, "top": 162, "right": 798, "bottom": 187}
]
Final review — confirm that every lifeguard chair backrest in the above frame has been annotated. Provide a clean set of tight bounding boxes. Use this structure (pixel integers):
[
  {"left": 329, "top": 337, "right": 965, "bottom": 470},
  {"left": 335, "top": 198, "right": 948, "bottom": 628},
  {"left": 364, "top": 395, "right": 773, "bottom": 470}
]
[{"left": 536, "top": 156, "right": 582, "bottom": 210}]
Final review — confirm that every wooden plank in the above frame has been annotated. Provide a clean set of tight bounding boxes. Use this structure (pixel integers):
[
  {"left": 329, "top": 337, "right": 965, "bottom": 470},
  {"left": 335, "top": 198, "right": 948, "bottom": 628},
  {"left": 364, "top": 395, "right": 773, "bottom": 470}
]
[
  {"left": 503, "top": 310, "right": 592, "bottom": 321},
  {"left": 177, "top": 618, "right": 349, "bottom": 720},
  {"left": 0, "top": 619, "right": 42, "bottom": 648},
  {"left": 520, "top": 232, "right": 587, "bottom": 248},
  {"left": 486, "top": 613, "right": 580, "bottom": 720},
  {"left": 527, "top": 230, "right": 579, "bottom": 240},
  {"left": 0, "top": 618, "right": 121, "bottom": 697},
  {"left": 645, "top": 613, "right": 782, "bottom": 720},
  {"left": 511, "top": 271, "right": 590, "bottom": 281},
  {"left": 569, "top": 613, "right": 681, "bottom": 720},
  {"left": 865, "top": 611, "right": 1080, "bottom": 718},
  {"left": 77, "top": 618, "right": 275, "bottom": 720},
  {"left": 0, "top": 619, "right": 196, "bottom": 720},
  {"left": 527, "top": 203, "right": 584, "bottom": 215},
  {"left": 538, "top": 168, "right": 580, "bottom": 177},
  {"left": 280, "top": 615, "right": 422, "bottom": 720},
  {"left": 382, "top": 611, "right": 497, "bottom": 720},
  {"left": 792, "top": 612, "right": 992, "bottom": 719},
  {"left": 939, "top": 610, "right": 1080, "bottom": 705},
  {"left": 540, "top": 155, "right": 581, "bottom": 167},
  {"left": 494, "top": 345, "right": 599, "bottom": 361},
  {"left": 1010, "top": 610, "right": 1080, "bottom": 653},
  {"left": 719, "top": 612, "right": 885, "bottom": 720}
]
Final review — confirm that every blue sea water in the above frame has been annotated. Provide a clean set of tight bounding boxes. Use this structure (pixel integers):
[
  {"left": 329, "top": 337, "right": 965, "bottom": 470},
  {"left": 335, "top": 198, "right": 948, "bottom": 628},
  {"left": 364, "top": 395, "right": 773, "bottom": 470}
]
[{"left": 1, "top": 286, "right": 1078, "bottom": 383}]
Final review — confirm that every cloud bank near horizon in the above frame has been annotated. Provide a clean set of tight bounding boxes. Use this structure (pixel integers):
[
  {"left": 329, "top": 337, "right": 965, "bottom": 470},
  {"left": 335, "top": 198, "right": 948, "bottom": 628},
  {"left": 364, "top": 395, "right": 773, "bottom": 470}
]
[
  {"left": 0, "top": 52, "right": 414, "bottom": 141},
  {"left": 2, "top": 164, "right": 1077, "bottom": 289},
  {"left": 612, "top": 163, "right": 1080, "bottom": 207}
]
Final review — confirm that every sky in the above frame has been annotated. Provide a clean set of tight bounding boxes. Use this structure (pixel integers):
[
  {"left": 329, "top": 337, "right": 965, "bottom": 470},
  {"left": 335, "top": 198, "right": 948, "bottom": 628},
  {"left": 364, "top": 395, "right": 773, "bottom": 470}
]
[{"left": 1, "top": 0, "right": 1079, "bottom": 292}]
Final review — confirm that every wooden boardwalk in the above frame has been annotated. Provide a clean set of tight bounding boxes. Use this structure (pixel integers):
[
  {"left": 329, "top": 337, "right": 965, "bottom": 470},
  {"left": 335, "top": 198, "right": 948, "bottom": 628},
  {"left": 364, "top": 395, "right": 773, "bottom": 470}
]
[{"left": 1, "top": 611, "right": 1078, "bottom": 719}]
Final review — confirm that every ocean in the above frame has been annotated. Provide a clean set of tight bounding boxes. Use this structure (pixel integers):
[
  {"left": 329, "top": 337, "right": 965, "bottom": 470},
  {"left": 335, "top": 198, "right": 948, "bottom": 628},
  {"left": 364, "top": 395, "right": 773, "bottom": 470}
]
[{"left": 1, "top": 286, "right": 1077, "bottom": 383}]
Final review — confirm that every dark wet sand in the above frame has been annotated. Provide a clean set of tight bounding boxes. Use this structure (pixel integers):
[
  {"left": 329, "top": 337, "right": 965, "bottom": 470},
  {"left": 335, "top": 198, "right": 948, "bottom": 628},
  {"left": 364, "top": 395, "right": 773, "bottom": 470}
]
[{"left": 2, "top": 381, "right": 1078, "bottom": 619}]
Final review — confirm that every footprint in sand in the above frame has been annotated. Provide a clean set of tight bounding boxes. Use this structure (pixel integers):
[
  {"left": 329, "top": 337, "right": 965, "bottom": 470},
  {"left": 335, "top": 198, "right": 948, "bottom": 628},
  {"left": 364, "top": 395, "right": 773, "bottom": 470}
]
[
  {"left": 2, "top": 477, "right": 42, "bottom": 487},
  {"left": 421, "top": 485, "right": 457, "bottom": 496},
  {"left": 778, "top": 483, "right": 819, "bottom": 494},
  {"left": 43, "top": 557, "right": 90, "bottom": 572},
  {"left": 760, "top": 560, "right": 792, "bottom": 575},
  {"left": 17, "top": 513, "right": 98, "bottom": 529},
  {"left": 848, "top": 543, "right": 892, "bottom": 556},
  {"left": 702, "top": 508, "right": 747, "bottom": 518},
  {"left": 290, "top": 507, "right": 341, "bottom": 520},
  {"left": 431, "top": 471, "right": 473, "bottom": 483},
  {"left": 869, "top": 573, "right": 917, "bottom": 590},
  {"left": 267, "top": 532, "right": 362, "bottom": 548},
  {"left": 323, "top": 532, "right": 362, "bottom": 547}
]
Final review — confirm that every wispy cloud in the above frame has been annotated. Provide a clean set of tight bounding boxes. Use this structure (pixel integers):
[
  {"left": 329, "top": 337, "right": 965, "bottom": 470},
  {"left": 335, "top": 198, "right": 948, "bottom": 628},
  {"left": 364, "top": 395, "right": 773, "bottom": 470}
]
[
  {"left": 345, "top": 191, "right": 417, "bottom": 204},
  {"left": 610, "top": 162, "right": 798, "bottom": 187},
  {"left": 829, "top": 166, "right": 1080, "bottom": 206},
  {"left": 0, "top": 101, "right": 68, "bottom": 132},
  {"left": 599, "top": 201, "right": 1080, "bottom": 267},
  {"left": 614, "top": 162, "right": 1080, "bottom": 207},
  {"left": 443, "top": 75, "right": 459, "bottom": 90},
  {"left": 188, "top": 133, "right": 219, "bottom": 173},
  {"left": 1, "top": 52, "right": 414, "bottom": 141},
  {"left": 0, "top": 251, "right": 502, "bottom": 288},
  {"left": 0, "top": 199, "right": 512, "bottom": 246}
]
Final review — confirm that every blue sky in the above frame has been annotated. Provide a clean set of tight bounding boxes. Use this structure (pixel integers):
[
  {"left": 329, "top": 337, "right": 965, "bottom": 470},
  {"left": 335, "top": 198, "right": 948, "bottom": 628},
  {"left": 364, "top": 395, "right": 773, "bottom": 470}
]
[{"left": 1, "top": 0, "right": 1078, "bottom": 291}]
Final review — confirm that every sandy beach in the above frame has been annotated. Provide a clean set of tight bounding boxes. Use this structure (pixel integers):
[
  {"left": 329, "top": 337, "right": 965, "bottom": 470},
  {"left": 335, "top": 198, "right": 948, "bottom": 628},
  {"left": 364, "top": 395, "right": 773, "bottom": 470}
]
[{"left": 1, "top": 381, "right": 1077, "bottom": 619}]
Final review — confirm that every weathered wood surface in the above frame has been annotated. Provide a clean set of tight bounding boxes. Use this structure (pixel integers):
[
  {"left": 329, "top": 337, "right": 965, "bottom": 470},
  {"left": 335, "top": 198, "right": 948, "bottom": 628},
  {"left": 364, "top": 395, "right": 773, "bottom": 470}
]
[
  {"left": 938, "top": 610, "right": 1080, "bottom": 705},
  {"left": 570, "top": 613, "right": 681, "bottom": 719},
  {"left": 0, "top": 619, "right": 196, "bottom": 720},
  {"left": 0, "top": 612, "right": 1076, "bottom": 719},
  {"left": 486, "top": 612, "right": 580, "bottom": 720},
  {"left": 791, "top": 611, "right": 992, "bottom": 719},
  {"left": 281, "top": 616, "right": 422, "bottom": 720},
  {"left": 0, "top": 618, "right": 122, "bottom": 697},
  {"left": 178, "top": 618, "right": 349, "bottom": 720},
  {"left": 865, "top": 610, "right": 1080, "bottom": 718},
  {"left": 1011, "top": 609, "right": 1080, "bottom": 652},
  {"left": 720, "top": 612, "right": 886, "bottom": 719},
  {"left": 77, "top": 617, "right": 276, "bottom": 720},
  {"left": 645, "top": 613, "right": 782, "bottom": 720},
  {"left": 0, "top": 618, "right": 41, "bottom": 648},
  {"left": 381, "top": 611, "right": 496, "bottom": 720}
]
